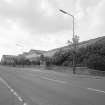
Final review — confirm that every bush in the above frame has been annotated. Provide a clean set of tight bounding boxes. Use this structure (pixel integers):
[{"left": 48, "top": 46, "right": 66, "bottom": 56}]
[
  {"left": 87, "top": 54, "right": 105, "bottom": 71},
  {"left": 62, "top": 60, "right": 72, "bottom": 66}
]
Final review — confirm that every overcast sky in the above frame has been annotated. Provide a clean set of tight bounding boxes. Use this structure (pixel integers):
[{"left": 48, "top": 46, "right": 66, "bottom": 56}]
[{"left": 0, "top": 0, "right": 105, "bottom": 58}]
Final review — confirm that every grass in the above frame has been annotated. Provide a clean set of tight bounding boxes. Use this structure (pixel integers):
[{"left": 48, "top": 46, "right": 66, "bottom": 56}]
[
  {"left": 42, "top": 65, "right": 105, "bottom": 77},
  {"left": 1, "top": 65, "right": 105, "bottom": 77}
]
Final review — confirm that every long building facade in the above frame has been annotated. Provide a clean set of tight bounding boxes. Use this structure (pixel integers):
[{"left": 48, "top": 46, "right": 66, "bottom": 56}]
[{"left": 1, "top": 55, "right": 17, "bottom": 65}]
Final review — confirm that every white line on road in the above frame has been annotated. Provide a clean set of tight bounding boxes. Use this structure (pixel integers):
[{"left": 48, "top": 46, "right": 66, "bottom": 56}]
[
  {"left": 42, "top": 77, "right": 67, "bottom": 84},
  {"left": 42, "top": 77, "right": 105, "bottom": 94},
  {"left": 87, "top": 88, "right": 105, "bottom": 94},
  {"left": 0, "top": 77, "right": 28, "bottom": 105},
  {"left": 23, "top": 103, "right": 28, "bottom": 105},
  {"left": 18, "top": 96, "right": 23, "bottom": 102},
  {"left": 24, "top": 69, "right": 65, "bottom": 76}
]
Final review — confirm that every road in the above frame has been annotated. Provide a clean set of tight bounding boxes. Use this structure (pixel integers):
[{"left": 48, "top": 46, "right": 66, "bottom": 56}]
[
  {"left": 0, "top": 77, "right": 23, "bottom": 105},
  {"left": 0, "top": 66, "right": 105, "bottom": 105}
]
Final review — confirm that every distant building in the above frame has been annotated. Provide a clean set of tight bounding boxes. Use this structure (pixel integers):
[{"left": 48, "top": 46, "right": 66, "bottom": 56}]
[{"left": 1, "top": 55, "right": 17, "bottom": 65}]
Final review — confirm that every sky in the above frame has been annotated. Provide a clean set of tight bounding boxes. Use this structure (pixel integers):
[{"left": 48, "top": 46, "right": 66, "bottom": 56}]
[{"left": 0, "top": 0, "right": 105, "bottom": 58}]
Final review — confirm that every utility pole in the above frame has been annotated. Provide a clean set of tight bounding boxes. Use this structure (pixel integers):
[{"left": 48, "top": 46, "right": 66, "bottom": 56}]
[{"left": 59, "top": 9, "right": 77, "bottom": 74}]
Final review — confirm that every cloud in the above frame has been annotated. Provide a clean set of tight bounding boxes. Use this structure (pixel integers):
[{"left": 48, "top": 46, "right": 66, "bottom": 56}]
[
  {"left": 0, "top": 0, "right": 74, "bottom": 34},
  {"left": 0, "top": 0, "right": 104, "bottom": 35},
  {"left": 74, "top": 0, "right": 105, "bottom": 40},
  {"left": 0, "top": 0, "right": 105, "bottom": 58},
  {"left": 93, "top": 0, "right": 105, "bottom": 33}
]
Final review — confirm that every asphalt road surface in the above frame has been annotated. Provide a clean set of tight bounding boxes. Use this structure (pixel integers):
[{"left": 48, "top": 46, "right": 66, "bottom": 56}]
[
  {"left": 0, "top": 78, "right": 23, "bottom": 105},
  {"left": 0, "top": 66, "right": 105, "bottom": 105}
]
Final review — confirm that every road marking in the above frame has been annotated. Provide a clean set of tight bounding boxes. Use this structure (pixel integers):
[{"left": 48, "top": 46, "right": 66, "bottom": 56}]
[
  {"left": 42, "top": 77, "right": 67, "bottom": 84},
  {"left": 18, "top": 96, "right": 23, "bottom": 102},
  {"left": 10, "top": 88, "right": 14, "bottom": 92},
  {"left": 0, "top": 77, "right": 28, "bottom": 105},
  {"left": 87, "top": 88, "right": 105, "bottom": 94},
  {"left": 32, "top": 70, "right": 41, "bottom": 72},
  {"left": 43, "top": 77, "right": 105, "bottom": 94},
  {"left": 23, "top": 103, "right": 28, "bottom": 105},
  {"left": 13, "top": 91, "right": 18, "bottom": 97},
  {"left": 22, "top": 69, "right": 65, "bottom": 75}
]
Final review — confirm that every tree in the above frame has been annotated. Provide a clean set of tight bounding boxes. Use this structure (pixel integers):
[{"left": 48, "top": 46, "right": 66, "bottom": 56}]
[
  {"left": 45, "top": 57, "right": 52, "bottom": 67},
  {"left": 15, "top": 55, "right": 27, "bottom": 66},
  {"left": 87, "top": 54, "right": 105, "bottom": 71},
  {"left": 68, "top": 35, "right": 79, "bottom": 74},
  {"left": 52, "top": 49, "right": 70, "bottom": 66}
]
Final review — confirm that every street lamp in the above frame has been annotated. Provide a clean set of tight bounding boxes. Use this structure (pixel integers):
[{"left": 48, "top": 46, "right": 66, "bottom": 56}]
[{"left": 59, "top": 9, "right": 76, "bottom": 74}]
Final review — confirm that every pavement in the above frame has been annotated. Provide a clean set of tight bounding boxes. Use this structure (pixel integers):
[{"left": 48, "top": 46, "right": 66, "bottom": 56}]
[{"left": 0, "top": 66, "right": 105, "bottom": 105}]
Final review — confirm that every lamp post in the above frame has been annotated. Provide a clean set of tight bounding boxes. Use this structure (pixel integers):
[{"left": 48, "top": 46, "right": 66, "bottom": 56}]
[{"left": 59, "top": 9, "right": 76, "bottom": 74}]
